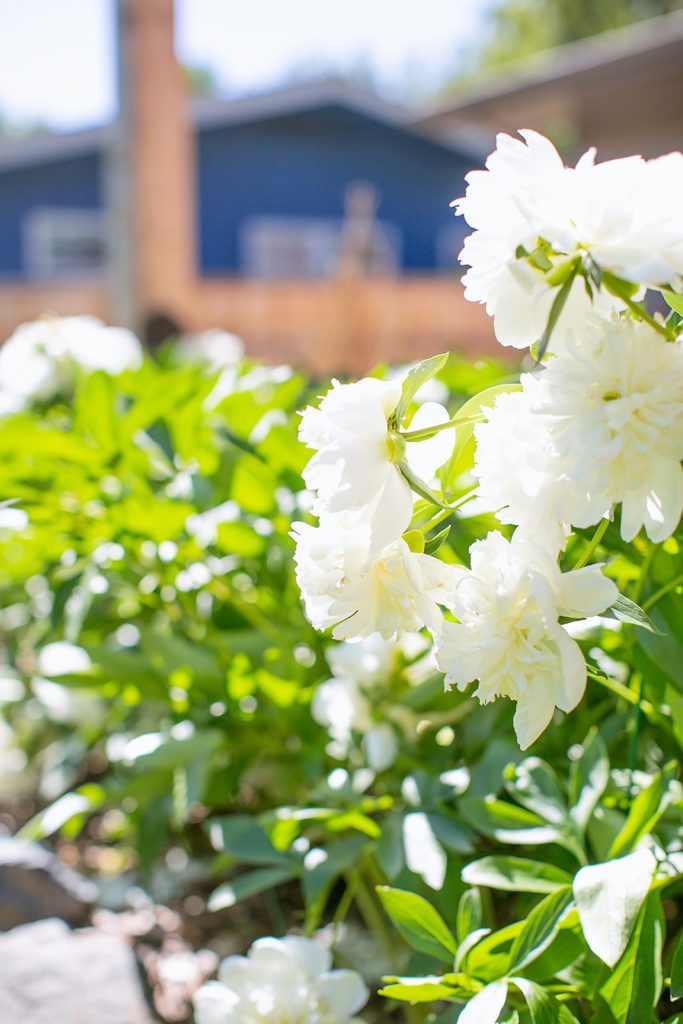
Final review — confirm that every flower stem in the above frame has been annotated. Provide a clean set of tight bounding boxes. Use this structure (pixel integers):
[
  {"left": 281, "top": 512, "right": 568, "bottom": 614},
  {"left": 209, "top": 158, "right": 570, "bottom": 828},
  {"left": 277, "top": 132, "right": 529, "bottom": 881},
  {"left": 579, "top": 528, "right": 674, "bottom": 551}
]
[
  {"left": 572, "top": 518, "right": 609, "bottom": 569},
  {"left": 587, "top": 670, "right": 655, "bottom": 717},
  {"left": 400, "top": 413, "right": 482, "bottom": 443},
  {"left": 602, "top": 274, "right": 678, "bottom": 341},
  {"left": 642, "top": 571, "right": 683, "bottom": 612},
  {"left": 628, "top": 672, "right": 644, "bottom": 796}
]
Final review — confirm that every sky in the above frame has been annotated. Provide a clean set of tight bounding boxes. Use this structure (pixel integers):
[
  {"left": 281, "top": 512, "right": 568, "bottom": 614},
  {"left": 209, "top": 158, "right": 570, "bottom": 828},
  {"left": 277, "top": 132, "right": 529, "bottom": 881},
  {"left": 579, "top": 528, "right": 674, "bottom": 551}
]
[{"left": 0, "top": 0, "right": 493, "bottom": 132}]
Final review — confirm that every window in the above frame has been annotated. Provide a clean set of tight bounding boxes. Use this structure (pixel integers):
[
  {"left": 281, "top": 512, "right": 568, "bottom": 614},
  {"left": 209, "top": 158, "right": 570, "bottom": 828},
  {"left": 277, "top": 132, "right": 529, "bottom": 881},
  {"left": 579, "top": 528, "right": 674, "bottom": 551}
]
[
  {"left": 240, "top": 216, "right": 402, "bottom": 278},
  {"left": 23, "top": 208, "right": 106, "bottom": 279}
]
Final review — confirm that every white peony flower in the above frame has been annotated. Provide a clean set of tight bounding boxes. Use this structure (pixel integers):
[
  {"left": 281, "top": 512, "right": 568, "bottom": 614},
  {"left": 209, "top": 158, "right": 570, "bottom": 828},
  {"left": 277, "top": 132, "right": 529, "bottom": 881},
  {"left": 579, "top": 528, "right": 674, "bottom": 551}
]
[
  {"left": 525, "top": 315, "right": 683, "bottom": 542},
  {"left": 299, "top": 377, "right": 450, "bottom": 546},
  {"left": 473, "top": 389, "right": 589, "bottom": 549},
  {"left": 192, "top": 935, "right": 368, "bottom": 1024},
  {"left": 435, "top": 531, "right": 618, "bottom": 749},
  {"left": 454, "top": 130, "right": 683, "bottom": 352},
  {"left": 0, "top": 316, "right": 142, "bottom": 408},
  {"left": 474, "top": 315, "right": 683, "bottom": 544},
  {"left": 312, "top": 635, "right": 400, "bottom": 771},
  {"left": 292, "top": 513, "right": 459, "bottom": 642}
]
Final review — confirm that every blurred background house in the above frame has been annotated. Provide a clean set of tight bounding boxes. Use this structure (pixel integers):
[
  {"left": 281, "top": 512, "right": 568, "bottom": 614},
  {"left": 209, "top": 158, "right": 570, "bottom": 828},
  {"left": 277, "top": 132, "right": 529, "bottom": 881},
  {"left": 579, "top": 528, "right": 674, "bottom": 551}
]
[
  {"left": 0, "top": 0, "right": 681, "bottom": 372},
  {"left": 419, "top": 9, "right": 683, "bottom": 161}
]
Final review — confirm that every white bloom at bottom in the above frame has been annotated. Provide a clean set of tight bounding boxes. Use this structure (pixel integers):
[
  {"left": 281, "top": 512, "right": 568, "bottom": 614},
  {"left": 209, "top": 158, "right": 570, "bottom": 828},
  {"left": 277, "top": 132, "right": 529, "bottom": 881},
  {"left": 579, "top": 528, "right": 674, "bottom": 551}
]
[
  {"left": 193, "top": 935, "right": 368, "bottom": 1024},
  {"left": 292, "top": 514, "right": 459, "bottom": 641},
  {"left": 435, "top": 532, "right": 617, "bottom": 749}
]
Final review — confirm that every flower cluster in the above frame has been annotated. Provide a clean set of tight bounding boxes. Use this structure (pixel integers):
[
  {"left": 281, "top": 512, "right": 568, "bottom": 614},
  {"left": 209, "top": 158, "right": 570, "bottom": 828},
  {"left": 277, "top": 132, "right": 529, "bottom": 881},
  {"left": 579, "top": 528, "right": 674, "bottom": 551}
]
[
  {"left": 294, "top": 130, "right": 683, "bottom": 749},
  {"left": 0, "top": 315, "right": 143, "bottom": 412},
  {"left": 193, "top": 935, "right": 368, "bottom": 1024},
  {"left": 454, "top": 130, "right": 683, "bottom": 353}
]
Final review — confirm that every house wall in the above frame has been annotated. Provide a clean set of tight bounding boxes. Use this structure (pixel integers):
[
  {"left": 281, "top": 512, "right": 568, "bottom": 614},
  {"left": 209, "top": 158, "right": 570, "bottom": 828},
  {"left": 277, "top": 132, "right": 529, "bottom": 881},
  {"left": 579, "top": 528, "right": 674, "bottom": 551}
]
[
  {"left": 0, "top": 153, "right": 102, "bottom": 277},
  {"left": 196, "top": 105, "right": 473, "bottom": 273}
]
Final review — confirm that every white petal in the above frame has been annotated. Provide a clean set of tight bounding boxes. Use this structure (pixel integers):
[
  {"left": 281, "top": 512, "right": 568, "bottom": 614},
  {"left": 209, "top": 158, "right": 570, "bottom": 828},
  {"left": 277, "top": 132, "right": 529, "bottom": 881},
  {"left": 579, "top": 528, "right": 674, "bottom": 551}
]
[
  {"left": 556, "top": 564, "right": 618, "bottom": 618},
  {"left": 318, "top": 970, "right": 369, "bottom": 1017}
]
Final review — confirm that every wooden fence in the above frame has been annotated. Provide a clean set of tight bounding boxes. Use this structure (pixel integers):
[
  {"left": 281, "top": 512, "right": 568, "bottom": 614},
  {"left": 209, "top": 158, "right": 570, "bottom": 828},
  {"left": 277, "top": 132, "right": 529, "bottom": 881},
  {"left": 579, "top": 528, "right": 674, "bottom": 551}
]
[{"left": 0, "top": 276, "right": 501, "bottom": 374}]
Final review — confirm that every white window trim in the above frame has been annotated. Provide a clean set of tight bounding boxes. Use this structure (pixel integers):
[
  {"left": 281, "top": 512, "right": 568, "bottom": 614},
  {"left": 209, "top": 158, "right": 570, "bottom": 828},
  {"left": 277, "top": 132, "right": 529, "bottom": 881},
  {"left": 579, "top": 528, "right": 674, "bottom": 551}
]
[{"left": 23, "top": 207, "right": 106, "bottom": 280}]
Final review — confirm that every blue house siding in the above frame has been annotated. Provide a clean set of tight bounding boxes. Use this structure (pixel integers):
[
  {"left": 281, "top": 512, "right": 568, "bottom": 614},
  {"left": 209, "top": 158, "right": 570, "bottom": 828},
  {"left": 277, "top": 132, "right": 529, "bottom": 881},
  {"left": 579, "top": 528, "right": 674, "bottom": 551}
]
[
  {"left": 196, "top": 105, "right": 473, "bottom": 273},
  {"left": 0, "top": 152, "right": 102, "bottom": 277},
  {"left": 0, "top": 103, "right": 476, "bottom": 278}
]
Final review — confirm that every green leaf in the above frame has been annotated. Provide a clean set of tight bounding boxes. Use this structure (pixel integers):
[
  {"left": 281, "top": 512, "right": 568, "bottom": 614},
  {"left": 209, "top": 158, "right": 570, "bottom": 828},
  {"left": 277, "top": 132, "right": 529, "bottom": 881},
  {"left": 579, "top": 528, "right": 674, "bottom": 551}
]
[
  {"left": 207, "top": 864, "right": 297, "bottom": 911},
  {"left": 663, "top": 289, "right": 683, "bottom": 316},
  {"left": 462, "top": 856, "right": 572, "bottom": 894},
  {"left": 399, "top": 460, "right": 451, "bottom": 510},
  {"left": 569, "top": 729, "right": 610, "bottom": 836},
  {"left": 599, "top": 890, "right": 664, "bottom": 1024},
  {"left": 508, "top": 887, "right": 574, "bottom": 972},
  {"left": 377, "top": 886, "right": 457, "bottom": 962},
  {"left": 458, "top": 981, "right": 508, "bottom": 1024},
  {"left": 509, "top": 978, "right": 564, "bottom": 1024},
  {"left": 504, "top": 758, "right": 568, "bottom": 826},
  {"left": 608, "top": 761, "right": 677, "bottom": 858},
  {"left": 671, "top": 932, "right": 683, "bottom": 1000},
  {"left": 440, "top": 383, "right": 522, "bottom": 493},
  {"left": 464, "top": 921, "right": 525, "bottom": 981},
  {"left": 424, "top": 525, "right": 451, "bottom": 555},
  {"left": 608, "top": 594, "right": 664, "bottom": 634},
  {"left": 208, "top": 815, "right": 290, "bottom": 865},
  {"left": 393, "top": 353, "right": 449, "bottom": 423},
  {"left": 537, "top": 269, "right": 577, "bottom": 360},
  {"left": 573, "top": 848, "right": 656, "bottom": 967},
  {"left": 378, "top": 976, "right": 465, "bottom": 1004},
  {"left": 19, "top": 788, "right": 104, "bottom": 841},
  {"left": 457, "top": 887, "right": 483, "bottom": 944},
  {"left": 459, "top": 798, "right": 563, "bottom": 848}
]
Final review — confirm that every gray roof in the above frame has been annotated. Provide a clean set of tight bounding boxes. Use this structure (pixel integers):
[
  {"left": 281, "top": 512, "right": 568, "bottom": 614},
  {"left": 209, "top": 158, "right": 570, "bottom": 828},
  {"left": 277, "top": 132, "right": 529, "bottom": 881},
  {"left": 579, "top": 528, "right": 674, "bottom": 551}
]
[
  {"left": 0, "top": 76, "right": 485, "bottom": 173},
  {"left": 415, "top": 9, "right": 683, "bottom": 127}
]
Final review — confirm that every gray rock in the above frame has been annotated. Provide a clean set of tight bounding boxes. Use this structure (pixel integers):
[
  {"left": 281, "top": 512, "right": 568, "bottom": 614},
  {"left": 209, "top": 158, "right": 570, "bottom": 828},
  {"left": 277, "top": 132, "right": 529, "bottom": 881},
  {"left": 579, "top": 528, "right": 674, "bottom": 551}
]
[
  {"left": 0, "top": 918, "right": 155, "bottom": 1024},
  {"left": 0, "top": 836, "right": 97, "bottom": 930}
]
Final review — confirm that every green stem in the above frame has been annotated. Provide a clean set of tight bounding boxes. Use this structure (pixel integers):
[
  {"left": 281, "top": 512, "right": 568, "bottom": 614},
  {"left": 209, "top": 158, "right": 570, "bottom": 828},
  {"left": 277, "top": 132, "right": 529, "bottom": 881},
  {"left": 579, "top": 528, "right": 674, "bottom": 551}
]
[
  {"left": 628, "top": 672, "right": 644, "bottom": 798},
  {"left": 642, "top": 571, "right": 683, "bottom": 612},
  {"left": 353, "top": 871, "right": 395, "bottom": 959},
  {"left": 603, "top": 274, "right": 677, "bottom": 341},
  {"left": 572, "top": 518, "right": 610, "bottom": 569},
  {"left": 587, "top": 670, "right": 655, "bottom": 717},
  {"left": 400, "top": 413, "right": 482, "bottom": 443},
  {"left": 332, "top": 872, "right": 359, "bottom": 943}
]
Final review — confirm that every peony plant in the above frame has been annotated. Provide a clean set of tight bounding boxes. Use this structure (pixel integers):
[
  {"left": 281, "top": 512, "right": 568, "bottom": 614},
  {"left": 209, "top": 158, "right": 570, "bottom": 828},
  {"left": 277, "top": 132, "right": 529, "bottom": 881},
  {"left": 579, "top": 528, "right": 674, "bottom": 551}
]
[{"left": 291, "top": 130, "right": 683, "bottom": 1022}]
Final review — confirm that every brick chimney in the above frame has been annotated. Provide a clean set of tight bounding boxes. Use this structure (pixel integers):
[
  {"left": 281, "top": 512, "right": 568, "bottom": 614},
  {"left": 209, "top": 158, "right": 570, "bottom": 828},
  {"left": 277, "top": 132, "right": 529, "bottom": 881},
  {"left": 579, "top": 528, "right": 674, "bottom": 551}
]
[{"left": 107, "top": 0, "right": 196, "bottom": 338}]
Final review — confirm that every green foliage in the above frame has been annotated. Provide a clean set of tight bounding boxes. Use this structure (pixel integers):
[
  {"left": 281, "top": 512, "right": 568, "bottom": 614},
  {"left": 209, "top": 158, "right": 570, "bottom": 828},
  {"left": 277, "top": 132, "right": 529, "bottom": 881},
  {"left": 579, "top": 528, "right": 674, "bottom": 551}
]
[{"left": 0, "top": 345, "right": 680, "bottom": 1023}]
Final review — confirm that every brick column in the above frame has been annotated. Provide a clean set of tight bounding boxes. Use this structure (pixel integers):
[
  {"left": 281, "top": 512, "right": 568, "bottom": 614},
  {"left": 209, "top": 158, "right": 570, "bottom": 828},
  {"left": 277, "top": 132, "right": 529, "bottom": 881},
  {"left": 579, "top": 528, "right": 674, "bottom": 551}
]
[{"left": 109, "top": 0, "right": 196, "bottom": 336}]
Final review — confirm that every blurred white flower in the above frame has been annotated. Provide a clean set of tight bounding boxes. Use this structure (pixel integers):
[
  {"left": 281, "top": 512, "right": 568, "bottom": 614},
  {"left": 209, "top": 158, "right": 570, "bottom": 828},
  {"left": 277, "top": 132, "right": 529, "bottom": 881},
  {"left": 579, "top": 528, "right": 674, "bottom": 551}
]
[
  {"left": 175, "top": 328, "right": 244, "bottom": 370},
  {"left": 174, "top": 328, "right": 245, "bottom": 406},
  {"left": 454, "top": 130, "right": 683, "bottom": 351},
  {"left": 193, "top": 935, "right": 368, "bottom": 1024},
  {"left": 37, "top": 642, "right": 91, "bottom": 676},
  {"left": 312, "top": 635, "right": 399, "bottom": 771},
  {"left": 435, "top": 531, "right": 617, "bottom": 749},
  {"left": 0, "top": 316, "right": 142, "bottom": 408},
  {"left": 292, "top": 513, "right": 458, "bottom": 642},
  {"left": 299, "top": 377, "right": 450, "bottom": 546}
]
